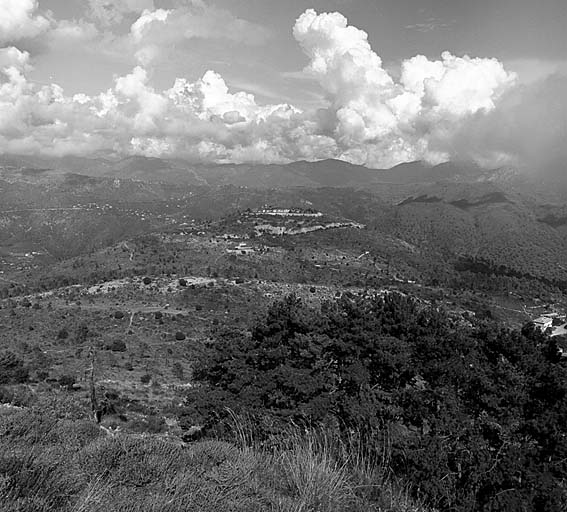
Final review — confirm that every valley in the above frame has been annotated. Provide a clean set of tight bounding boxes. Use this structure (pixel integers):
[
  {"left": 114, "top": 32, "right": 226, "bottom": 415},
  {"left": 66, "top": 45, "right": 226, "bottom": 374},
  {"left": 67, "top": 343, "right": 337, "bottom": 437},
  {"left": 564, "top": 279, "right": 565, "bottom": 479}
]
[{"left": 1, "top": 156, "right": 566, "bottom": 511}]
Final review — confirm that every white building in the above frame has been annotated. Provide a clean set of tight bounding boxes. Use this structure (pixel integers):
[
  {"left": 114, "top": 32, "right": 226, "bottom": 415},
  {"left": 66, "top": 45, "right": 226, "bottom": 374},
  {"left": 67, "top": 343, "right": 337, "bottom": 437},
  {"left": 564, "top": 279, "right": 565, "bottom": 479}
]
[
  {"left": 227, "top": 242, "right": 255, "bottom": 255},
  {"left": 533, "top": 316, "right": 553, "bottom": 331}
]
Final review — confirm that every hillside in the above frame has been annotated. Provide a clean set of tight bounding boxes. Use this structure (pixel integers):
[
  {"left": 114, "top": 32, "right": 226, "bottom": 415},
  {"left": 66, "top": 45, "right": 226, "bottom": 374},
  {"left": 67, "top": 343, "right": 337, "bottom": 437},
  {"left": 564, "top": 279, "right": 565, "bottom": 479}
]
[
  {"left": 386, "top": 183, "right": 567, "bottom": 286},
  {"left": 1, "top": 166, "right": 566, "bottom": 291},
  {"left": 0, "top": 159, "right": 566, "bottom": 512}
]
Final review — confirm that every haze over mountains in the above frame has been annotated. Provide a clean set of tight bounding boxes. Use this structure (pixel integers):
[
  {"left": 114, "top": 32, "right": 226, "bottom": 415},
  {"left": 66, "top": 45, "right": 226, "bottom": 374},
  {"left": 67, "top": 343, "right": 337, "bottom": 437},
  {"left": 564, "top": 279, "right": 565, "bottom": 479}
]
[
  {"left": 0, "top": 153, "right": 557, "bottom": 190},
  {"left": 0, "top": 154, "right": 565, "bottom": 288}
]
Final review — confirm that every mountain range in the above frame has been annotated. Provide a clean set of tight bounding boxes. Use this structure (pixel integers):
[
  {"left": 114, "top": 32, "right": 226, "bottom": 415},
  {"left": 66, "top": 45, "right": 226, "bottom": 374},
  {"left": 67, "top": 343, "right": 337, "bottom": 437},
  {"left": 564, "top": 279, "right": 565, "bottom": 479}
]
[
  {"left": 0, "top": 153, "right": 550, "bottom": 187},
  {"left": 0, "top": 154, "right": 565, "bottom": 288}
]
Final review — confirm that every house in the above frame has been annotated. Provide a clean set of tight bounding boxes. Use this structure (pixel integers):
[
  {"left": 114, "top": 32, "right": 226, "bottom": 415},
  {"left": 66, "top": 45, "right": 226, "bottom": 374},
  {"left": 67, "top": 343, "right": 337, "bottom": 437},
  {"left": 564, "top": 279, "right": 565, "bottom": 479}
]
[
  {"left": 227, "top": 242, "right": 255, "bottom": 255},
  {"left": 533, "top": 316, "right": 553, "bottom": 331}
]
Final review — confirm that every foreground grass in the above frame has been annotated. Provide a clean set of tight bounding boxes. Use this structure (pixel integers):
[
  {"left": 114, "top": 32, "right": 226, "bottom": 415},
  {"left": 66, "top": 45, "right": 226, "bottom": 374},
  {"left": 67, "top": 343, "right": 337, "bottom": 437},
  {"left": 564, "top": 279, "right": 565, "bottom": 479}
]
[{"left": 0, "top": 407, "right": 429, "bottom": 512}]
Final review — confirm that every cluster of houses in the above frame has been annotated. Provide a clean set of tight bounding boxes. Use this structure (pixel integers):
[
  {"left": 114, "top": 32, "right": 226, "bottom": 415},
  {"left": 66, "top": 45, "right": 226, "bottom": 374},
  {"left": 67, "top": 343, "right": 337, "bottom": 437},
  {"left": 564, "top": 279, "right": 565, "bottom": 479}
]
[{"left": 249, "top": 207, "right": 323, "bottom": 218}]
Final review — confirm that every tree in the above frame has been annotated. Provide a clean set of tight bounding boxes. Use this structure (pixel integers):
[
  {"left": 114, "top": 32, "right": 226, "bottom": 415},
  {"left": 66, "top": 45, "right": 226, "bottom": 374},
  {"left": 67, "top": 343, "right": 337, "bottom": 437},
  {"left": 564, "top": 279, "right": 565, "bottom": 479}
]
[{"left": 184, "top": 292, "right": 567, "bottom": 511}]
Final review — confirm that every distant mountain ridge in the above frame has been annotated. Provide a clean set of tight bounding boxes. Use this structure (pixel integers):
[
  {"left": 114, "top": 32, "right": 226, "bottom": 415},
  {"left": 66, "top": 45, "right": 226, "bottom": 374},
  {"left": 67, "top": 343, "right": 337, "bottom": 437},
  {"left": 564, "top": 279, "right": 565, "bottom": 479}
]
[
  {"left": 0, "top": 156, "right": 565, "bottom": 289},
  {"left": 0, "top": 154, "right": 535, "bottom": 190}
]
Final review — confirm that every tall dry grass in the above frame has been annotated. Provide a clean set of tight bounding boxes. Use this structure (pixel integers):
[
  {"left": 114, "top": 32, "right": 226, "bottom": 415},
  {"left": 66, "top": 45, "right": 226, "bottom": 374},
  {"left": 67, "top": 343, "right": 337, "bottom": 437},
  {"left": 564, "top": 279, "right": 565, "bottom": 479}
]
[
  {"left": 224, "top": 410, "right": 432, "bottom": 512},
  {"left": 1, "top": 407, "right": 432, "bottom": 511}
]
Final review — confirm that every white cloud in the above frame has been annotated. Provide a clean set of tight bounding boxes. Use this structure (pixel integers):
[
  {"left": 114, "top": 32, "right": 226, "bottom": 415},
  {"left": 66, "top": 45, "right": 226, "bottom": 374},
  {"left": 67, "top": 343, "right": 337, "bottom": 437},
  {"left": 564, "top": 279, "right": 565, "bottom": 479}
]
[
  {"left": 88, "top": 0, "right": 155, "bottom": 26},
  {"left": 0, "top": 0, "right": 51, "bottom": 44},
  {"left": 128, "top": 2, "right": 271, "bottom": 65},
  {"left": 0, "top": 46, "right": 31, "bottom": 73},
  {"left": 0, "top": 7, "right": 561, "bottom": 173},
  {"left": 402, "top": 52, "right": 515, "bottom": 116},
  {"left": 0, "top": 50, "right": 307, "bottom": 161},
  {"left": 291, "top": 9, "right": 517, "bottom": 167},
  {"left": 130, "top": 8, "right": 169, "bottom": 42},
  {"left": 448, "top": 74, "right": 567, "bottom": 173},
  {"left": 47, "top": 19, "right": 99, "bottom": 47}
]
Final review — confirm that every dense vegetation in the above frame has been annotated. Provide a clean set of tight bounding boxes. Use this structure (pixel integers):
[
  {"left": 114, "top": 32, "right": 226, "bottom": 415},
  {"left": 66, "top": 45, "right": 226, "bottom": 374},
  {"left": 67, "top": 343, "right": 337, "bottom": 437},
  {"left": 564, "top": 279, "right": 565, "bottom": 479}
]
[
  {"left": 185, "top": 293, "right": 567, "bottom": 511},
  {"left": 0, "top": 406, "right": 429, "bottom": 512},
  {"left": 1, "top": 163, "right": 566, "bottom": 511}
]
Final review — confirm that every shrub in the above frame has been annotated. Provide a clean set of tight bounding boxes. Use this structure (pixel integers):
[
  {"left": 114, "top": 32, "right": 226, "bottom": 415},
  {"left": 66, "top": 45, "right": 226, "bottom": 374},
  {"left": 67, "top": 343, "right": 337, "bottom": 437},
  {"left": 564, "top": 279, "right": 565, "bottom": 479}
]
[
  {"left": 75, "top": 323, "right": 89, "bottom": 344},
  {"left": 142, "top": 277, "right": 152, "bottom": 285},
  {"left": 114, "top": 310, "right": 125, "bottom": 319},
  {"left": 175, "top": 331, "right": 186, "bottom": 341},
  {"left": 178, "top": 278, "right": 187, "bottom": 287},
  {"left": 172, "top": 362, "right": 184, "bottom": 380},
  {"left": 58, "top": 374, "right": 76, "bottom": 391},
  {"left": 0, "top": 384, "right": 35, "bottom": 406},
  {"left": 110, "top": 340, "right": 127, "bottom": 352},
  {"left": 36, "top": 370, "right": 49, "bottom": 381},
  {"left": 129, "top": 414, "right": 166, "bottom": 434},
  {"left": 0, "top": 351, "right": 29, "bottom": 384},
  {"left": 140, "top": 373, "right": 151, "bottom": 385}
]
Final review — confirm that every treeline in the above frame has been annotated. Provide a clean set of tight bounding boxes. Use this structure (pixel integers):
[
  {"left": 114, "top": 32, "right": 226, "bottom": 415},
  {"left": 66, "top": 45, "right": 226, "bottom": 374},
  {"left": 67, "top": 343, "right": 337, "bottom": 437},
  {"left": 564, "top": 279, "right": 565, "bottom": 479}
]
[
  {"left": 455, "top": 255, "right": 567, "bottom": 293},
  {"left": 182, "top": 293, "right": 567, "bottom": 511}
]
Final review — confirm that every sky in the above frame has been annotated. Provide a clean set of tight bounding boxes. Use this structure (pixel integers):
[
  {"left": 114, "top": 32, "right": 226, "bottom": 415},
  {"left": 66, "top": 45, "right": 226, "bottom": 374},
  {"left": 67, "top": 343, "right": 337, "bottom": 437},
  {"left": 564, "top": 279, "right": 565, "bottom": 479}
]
[{"left": 0, "top": 0, "right": 566, "bottom": 170}]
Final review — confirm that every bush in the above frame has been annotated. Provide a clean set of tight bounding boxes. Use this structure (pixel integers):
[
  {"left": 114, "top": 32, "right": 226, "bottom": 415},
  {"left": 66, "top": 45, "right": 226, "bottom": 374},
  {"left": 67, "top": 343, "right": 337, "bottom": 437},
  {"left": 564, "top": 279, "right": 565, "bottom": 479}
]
[
  {"left": 0, "top": 384, "right": 35, "bottom": 406},
  {"left": 175, "top": 331, "right": 186, "bottom": 341},
  {"left": 140, "top": 373, "right": 151, "bottom": 385},
  {"left": 128, "top": 414, "right": 166, "bottom": 434},
  {"left": 172, "top": 362, "right": 184, "bottom": 380},
  {"left": 0, "top": 351, "right": 29, "bottom": 384},
  {"left": 58, "top": 374, "right": 76, "bottom": 391},
  {"left": 142, "top": 277, "right": 152, "bottom": 285},
  {"left": 178, "top": 278, "right": 187, "bottom": 287},
  {"left": 114, "top": 310, "right": 125, "bottom": 319},
  {"left": 110, "top": 339, "right": 127, "bottom": 352}
]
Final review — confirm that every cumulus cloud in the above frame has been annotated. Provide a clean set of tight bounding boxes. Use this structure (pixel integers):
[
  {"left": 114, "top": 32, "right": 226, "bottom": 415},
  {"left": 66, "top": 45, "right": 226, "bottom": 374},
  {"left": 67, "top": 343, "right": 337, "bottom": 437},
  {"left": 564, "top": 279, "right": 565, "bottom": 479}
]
[
  {"left": 0, "top": 6, "right": 562, "bottom": 172},
  {"left": 0, "top": 46, "right": 31, "bottom": 73},
  {"left": 0, "top": 0, "right": 51, "bottom": 44},
  {"left": 0, "top": 49, "right": 314, "bottom": 162},
  {"left": 129, "top": 1, "right": 270, "bottom": 65},
  {"left": 47, "top": 19, "right": 99, "bottom": 48},
  {"left": 448, "top": 74, "right": 567, "bottom": 173},
  {"left": 292, "top": 9, "right": 517, "bottom": 167},
  {"left": 88, "top": 0, "right": 155, "bottom": 26}
]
